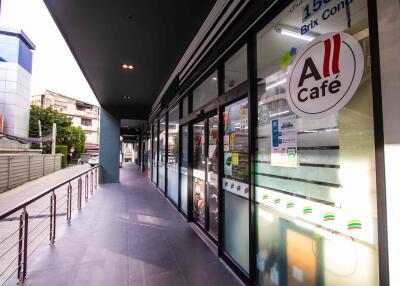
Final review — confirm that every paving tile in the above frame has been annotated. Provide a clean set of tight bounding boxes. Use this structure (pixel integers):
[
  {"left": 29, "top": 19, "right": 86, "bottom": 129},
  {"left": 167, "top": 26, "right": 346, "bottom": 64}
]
[
  {"left": 2, "top": 165, "right": 242, "bottom": 286},
  {"left": 144, "top": 270, "right": 187, "bottom": 286}
]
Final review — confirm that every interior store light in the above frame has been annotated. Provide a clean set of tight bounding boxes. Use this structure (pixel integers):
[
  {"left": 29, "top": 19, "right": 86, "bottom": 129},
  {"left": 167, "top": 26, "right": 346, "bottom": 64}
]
[
  {"left": 265, "top": 78, "right": 287, "bottom": 91},
  {"left": 269, "top": 110, "right": 290, "bottom": 117},
  {"left": 276, "top": 27, "right": 315, "bottom": 42}
]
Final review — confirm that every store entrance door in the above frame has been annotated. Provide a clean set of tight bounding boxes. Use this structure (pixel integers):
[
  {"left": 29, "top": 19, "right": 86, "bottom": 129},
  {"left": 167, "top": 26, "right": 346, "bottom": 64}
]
[{"left": 191, "top": 112, "right": 219, "bottom": 240}]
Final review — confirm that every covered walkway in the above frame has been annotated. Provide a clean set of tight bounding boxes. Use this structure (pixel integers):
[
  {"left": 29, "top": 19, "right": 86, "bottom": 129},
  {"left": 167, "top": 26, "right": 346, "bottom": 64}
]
[{"left": 9, "top": 165, "right": 241, "bottom": 286}]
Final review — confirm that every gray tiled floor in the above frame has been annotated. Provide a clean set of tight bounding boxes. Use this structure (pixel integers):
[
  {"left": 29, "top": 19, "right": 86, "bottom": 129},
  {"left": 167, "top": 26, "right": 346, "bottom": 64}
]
[{"left": 8, "top": 165, "right": 242, "bottom": 286}]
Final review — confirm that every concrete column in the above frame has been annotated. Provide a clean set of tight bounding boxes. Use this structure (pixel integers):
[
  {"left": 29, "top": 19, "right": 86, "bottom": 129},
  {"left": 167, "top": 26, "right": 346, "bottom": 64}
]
[
  {"left": 99, "top": 108, "right": 120, "bottom": 184},
  {"left": 377, "top": 0, "right": 400, "bottom": 284}
]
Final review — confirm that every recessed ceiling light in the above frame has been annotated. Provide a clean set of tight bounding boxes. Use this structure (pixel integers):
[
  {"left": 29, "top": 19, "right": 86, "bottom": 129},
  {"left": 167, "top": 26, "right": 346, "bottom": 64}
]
[
  {"left": 212, "top": 77, "right": 217, "bottom": 81},
  {"left": 276, "top": 27, "right": 315, "bottom": 42},
  {"left": 122, "top": 95, "right": 133, "bottom": 100},
  {"left": 122, "top": 64, "right": 134, "bottom": 70}
]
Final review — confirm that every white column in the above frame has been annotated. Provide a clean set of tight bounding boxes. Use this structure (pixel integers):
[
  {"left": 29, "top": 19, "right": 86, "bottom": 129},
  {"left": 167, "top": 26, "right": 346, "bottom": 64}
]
[{"left": 377, "top": 0, "right": 400, "bottom": 284}]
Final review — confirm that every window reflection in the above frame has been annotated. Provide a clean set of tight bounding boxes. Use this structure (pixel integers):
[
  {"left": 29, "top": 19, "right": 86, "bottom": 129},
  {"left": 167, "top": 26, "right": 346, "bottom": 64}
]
[
  {"left": 152, "top": 124, "right": 157, "bottom": 184},
  {"left": 193, "top": 71, "right": 218, "bottom": 111},
  {"left": 223, "top": 97, "right": 250, "bottom": 273},
  {"left": 193, "top": 120, "right": 206, "bottom": 226},
  {"left": 167, "top": 106, "right": 179, "bottom": 204},
  {"left": 180, "top": 125, "right": 189, "bottom": 214},
  {"left": 158, "top": 117, "right": 166, "bottom": 192},
  {"left": 255, "top": 0, "right": 378, "bottom": 285},
  {"left": 225, "top": 45, "right": 247, "bottom": 92}
]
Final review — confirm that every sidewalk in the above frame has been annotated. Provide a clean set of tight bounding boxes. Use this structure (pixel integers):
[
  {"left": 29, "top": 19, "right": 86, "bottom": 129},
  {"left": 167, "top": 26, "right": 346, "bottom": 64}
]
[
  {"left": 0, "top": 164, "right": 91, "bottom": 213},
  {"left": 0, "top": 163, "right": 95, "bottom": 285},
  {"left": 4, "top": 165, "right": 242, "bottom": 286}
]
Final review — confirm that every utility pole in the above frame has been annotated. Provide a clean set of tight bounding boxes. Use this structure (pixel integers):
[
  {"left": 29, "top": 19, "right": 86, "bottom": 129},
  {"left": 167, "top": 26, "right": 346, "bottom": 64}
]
[
  {"left": 51, "top": 123, "right": 56, "bottom": 154},
  {"left": 38, "top": 120, "right": 43, "bottom": 149}
]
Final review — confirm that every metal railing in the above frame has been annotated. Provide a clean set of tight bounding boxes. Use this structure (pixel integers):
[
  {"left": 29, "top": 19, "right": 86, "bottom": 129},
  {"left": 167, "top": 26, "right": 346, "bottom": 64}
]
[{"left": 0, "top": 165, "right": 99, "bottom": 285}]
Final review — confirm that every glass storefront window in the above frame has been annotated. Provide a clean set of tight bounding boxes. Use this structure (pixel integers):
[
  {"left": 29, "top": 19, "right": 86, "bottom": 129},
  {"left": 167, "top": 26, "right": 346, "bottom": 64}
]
[
  {"left": 167, "top": 106, "right": 179, "bottom": 205},
  {"left": 223, "top": 97, "right": 249, "bottom": 273},
  {"left": 255, "top": 1, "right": 378, "bottom": 285},
  {"left": 180, "top": 125, "right": 189, "bottom": 214},
  {"left": 224, "top": 45, "right": 247, "bottom": 92},
  {"left": 158, "top": 117, "right": 166, "bottom": 192},
  {"left": 147, "top": 138, "right": 151, "bottom": 179},
  {"left": 152, "top": 124, "right": 157, "bottom": 184},
  {"left": 193, "top": 71, "right": 218, "bottom": 111}
]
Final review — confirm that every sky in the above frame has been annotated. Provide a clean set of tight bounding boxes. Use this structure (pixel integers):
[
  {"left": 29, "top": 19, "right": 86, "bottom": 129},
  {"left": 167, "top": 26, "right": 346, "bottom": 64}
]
[{"left": 0, "top": 0, "right": 99, "bottom": 106}]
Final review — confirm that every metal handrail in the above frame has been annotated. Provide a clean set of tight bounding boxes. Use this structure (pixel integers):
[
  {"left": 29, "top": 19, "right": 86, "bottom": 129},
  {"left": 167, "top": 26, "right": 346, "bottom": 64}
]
[
  {"left": 0, "top": 165, "right": 99, "bottom": 285},
  {"left": 0, "top": 166, "right": 98, "bottom": 219}
]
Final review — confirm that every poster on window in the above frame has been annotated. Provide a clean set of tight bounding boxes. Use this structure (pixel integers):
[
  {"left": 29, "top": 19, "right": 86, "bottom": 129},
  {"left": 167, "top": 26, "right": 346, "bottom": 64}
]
[
  {"left": 271, "top": 115, "right": 298, "bottom": 168},
  {"left": 223, "top": 135, "right": 230, "bottom": 151},
  {"left": 224, "top": 152, "right": 232, "bottom": 176}
]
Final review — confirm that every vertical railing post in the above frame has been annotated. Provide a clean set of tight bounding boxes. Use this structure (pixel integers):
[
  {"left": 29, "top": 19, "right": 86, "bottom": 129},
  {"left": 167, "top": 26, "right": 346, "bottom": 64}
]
[
  {"left": 53, "top": 193, "right": 56, "bottom": 242},
  {"left": 90, "top": 171, "right": 93, "bottom": 194},
  {"left": 17, "top": 212, "right": 23, "bottom": 282},
  {"left": 78, "top": 177, "right": 82, "bottom": 210},
  {"left": 22, "top": 209, "right": 28, "bottom": 282},
  {"left": 49, "top": 194, "right": 53, "bottom": 242},
  {"left": 66, "top": 183, "right": 72, "bottom": 223},
  {"left": 95, "top": 168, "right": 98, "bottom": 189},
  {"left": 17, "top": 208, "right": 28, "bottom": 283},
  {"left": 85, "top": 174, "right": 89, "bottom": 200},
  {"left": 49, "top": 192, "right": 56, "bottom": 244}
]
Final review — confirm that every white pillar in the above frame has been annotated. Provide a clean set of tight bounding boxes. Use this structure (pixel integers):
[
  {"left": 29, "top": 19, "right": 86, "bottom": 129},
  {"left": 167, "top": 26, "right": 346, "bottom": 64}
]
[{"left": 377, "top": 0, "right": 400, "bottom": 284}]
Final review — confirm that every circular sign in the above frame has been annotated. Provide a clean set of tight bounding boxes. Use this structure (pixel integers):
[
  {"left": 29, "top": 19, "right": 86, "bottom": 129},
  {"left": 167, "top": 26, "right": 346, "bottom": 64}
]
[{"left": 286, "top": 32, "right": 364, "bottom": 119}]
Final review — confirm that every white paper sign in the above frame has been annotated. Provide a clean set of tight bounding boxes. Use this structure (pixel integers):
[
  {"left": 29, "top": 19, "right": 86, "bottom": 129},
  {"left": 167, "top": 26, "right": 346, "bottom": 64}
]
[{"left": 271, "top": 115, "right": 298, "bottom": 168}]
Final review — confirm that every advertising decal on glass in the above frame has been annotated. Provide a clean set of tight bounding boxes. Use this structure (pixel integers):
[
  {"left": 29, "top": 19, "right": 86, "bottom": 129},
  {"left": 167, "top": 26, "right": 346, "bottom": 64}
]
[
  {"left": 224, "top": 152, "right": 233, "bottom": 176},
  {"left": 271, "top": 115, "right": 298, "bottom": 168},
  {"left": 223, "top": 135, "right": 230, "bottom": 151},
  {"left": 286, "top": 32, "right": 364, "bottom": 119},
  {"left": 223, "top": 178, "right": 249, "bottom": 199}
]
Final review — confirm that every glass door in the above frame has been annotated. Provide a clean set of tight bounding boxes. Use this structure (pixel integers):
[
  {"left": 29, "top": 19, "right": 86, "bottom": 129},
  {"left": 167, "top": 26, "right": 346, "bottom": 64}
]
[
  {"left": 191, "top": 113, "right": 219, "bottom": 239},
  {"left": 180, "top": 124, "right": 189, "bottom": 214},
  {"left": 192, "top": 120, "right": 206, "bottom": 227},
  {"left": 207, "top": 114, "right": 219, "bottom": 239}
]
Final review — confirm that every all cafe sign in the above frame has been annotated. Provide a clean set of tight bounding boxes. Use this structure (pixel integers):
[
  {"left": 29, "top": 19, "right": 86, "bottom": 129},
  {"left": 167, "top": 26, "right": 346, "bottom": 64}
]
[{"left": 286, "top": 32, "right": 364, "bottom": 119}]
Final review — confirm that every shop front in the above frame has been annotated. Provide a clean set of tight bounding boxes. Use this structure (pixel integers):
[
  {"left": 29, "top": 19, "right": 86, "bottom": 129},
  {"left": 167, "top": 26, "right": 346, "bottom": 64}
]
[{"left": 148, "top": 0, "right": 390, "bottom": 284}]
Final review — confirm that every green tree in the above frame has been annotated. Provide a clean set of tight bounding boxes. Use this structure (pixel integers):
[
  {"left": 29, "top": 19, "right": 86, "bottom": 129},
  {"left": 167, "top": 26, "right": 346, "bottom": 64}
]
[
  {"left": 60, "top": 125, "right": 86, "bottom": 159},
  {"left": 29, "top": 105, "right": 86, "bottom": 161},
  {"left": 29, "top": 105, "right": 72, "bottom": 144}
]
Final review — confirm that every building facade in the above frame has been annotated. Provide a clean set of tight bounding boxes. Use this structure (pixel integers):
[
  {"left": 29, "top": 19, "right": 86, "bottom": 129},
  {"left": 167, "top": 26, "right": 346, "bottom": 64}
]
[
  {"left": 41, "top": 0, "right": 400, "bottom": 284},
  {"left": 31, "top": 90, "right": 100, "bottom": 151},
  {"left": 141, "top": 0, "right": 398, "bottom": 285},
  {"left": 0, "top": 26, "right": 35, "bottom": 138}
]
